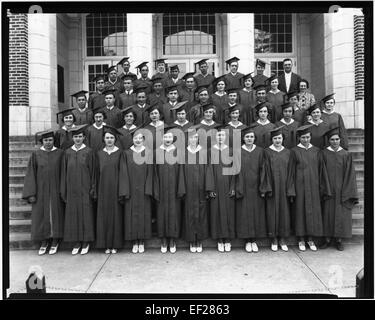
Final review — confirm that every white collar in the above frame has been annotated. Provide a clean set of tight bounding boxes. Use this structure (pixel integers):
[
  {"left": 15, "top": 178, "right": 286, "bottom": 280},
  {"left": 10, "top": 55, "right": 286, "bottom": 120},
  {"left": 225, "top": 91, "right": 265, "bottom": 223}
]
[
  {"left": 62, "top": 124, "right": 76, "bottom": 131},
  {"left": 150, "top": 120, "right": 164, "bottom": 127},
  {"left": 106, "top": 105, "right": 115, "bottom": 110},
  {"left": 215, "top": 91, "right": 226, "bottom": 96},
  {"left": 187, "top": 145, "right": 202, "bottom": 154},
  {"left": 230, "top": 72, "right": 237, "bottom": 76},
  {"left": 257, "top": 119, "right": 270, "bottom": 125},
  {"left": 71, "top": 143, "right": 86, "bottom": 151},
  {"left": 123, "top": 124, "right": 137, "bottom": 130},
  {"left": 40, "top": 146, "right": 57, "bottom": 152},
  {"left": 160, "top": 144, "right": 176, "bottom": 152},
  {"left": 103, "top": 146, "right": 119, "bottom": 154},
  {"left": 269, "top": 89, "right": 280, "bottom": 94},
  {"left": 126, "top": 89, "right": 133, "bottom": 95},
  {"left": 327, "top": 146, "right": 343, "bottom": 152},
  {"left": 309, "top": 119, "right": 323, "bottom": 126},
  {"left": 200, "top": 119, "right": 215, "bottom": 126},
  {"left": 228, "top": 102, "right": 236, "bottom": 107},
  {"left": 172, "top": 78, "right": 179, "bottom": 83},
  {"left": 228, "top": 121, "right": 243, "bottom": 128},
  {"left": 77, "top": 106, "right": 88, "bottom": 113},
  {"left": 242, "top": 88, "right": 252, "bottom": 92},
  {"left": 213, "top": 144, "right": 228, "bottom": 151},
  {"left": 138, "top": 104, "right": 146, "bottom": 109},
  {"left": 297, "top": 143, "right": 313, "bottom": 150},
  {"left": 242, "top": 144, "right": 256, "bottom": 152},
  {"left": 108, "top": 79, "right": 117, "bottom": 85},
  {"left": 201, "top": 73, "right": 209, "bottom": 78},
  {"left": 269, "top": 145, "right": 285, "bottom": 152},
  {"left": 174, "top": 120, "right": 189, "bottom": 126},
  {"left": 169, "top": 101, "right": 177, "bottom": 107},
  {"left": 93, "top": 122, "right": 106, "bottom": 129},
  {"left": 130, "top": 145, "right": 145, "bottom": 153},
  {"left": 323, "top": 109, "right": 334, "bottom": 114},
  {"left": 280, "top": 118, "right": 294, "bottom": 125}
]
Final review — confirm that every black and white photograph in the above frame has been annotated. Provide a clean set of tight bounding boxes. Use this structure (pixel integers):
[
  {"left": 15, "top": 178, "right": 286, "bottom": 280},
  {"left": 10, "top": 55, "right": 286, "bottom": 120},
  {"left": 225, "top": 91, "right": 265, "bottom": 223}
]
[{"left": 3, "top": 1, "right": 373, "bottom": 302}]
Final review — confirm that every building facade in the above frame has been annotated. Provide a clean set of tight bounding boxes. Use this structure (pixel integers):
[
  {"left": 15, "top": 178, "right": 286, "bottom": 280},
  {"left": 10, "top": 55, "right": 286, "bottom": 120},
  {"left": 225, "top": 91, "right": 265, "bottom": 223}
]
[{"left": 8, "top": 11, "right": 364, "bottom": 136}]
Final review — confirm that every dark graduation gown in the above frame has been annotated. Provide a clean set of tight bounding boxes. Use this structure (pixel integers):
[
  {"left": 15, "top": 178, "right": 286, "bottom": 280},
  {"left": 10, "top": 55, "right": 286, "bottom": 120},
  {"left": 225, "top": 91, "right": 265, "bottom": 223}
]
[
  {"left": 132, "top": 104, "right": 150, "bottom": 127},
  {"left": 235, "top": 146, "right": 271, "bottom": 238},
  {"left": 205, "top": 146, "right": 237, "bottom": 240},
  {"left": 238, "top": 89, "right": 257, "bottom": 125},
  {"left": 223, "top": 103, "right": 248, "bottom": 125},
  {"left": 225, "top": 122, "right": 247, "bottom": 149},
  {"left": 288, "top": 145, "right": 332, "bottom": 237},
  {"left": 134, "top": 77, "right": 153, "bottom": 94},
  {"left": 88, "top": 92, "right": 106, "bottom": 109},
  {"left": 211, "top": 93, "right": 229, "bottom": 125},
  {"left": 188, "top": 103, "right": 205, "bottom": 125},
  {"left": 172, "top": 120, "right": 193, "bottom": 132},
  {"left": 224, "top": 72, "right": 244, "bottom": 88},
  {"left": 177, "top": 147, "right": 210, "bottom": 242},
  {"left": 118, "top": 91, "right": 137, "bottom": 110},
  {"left": 117, "top": 125, "right": 137, "bottom": 150},
  {"left": 143, "top": 122, "right": 165, "bottom": 151},
  {"left": 72, "top": 108, "right": 93, "bottom": 125},
  {"left": 95, "top": 148, "right": 123, "bottom": 248},
  {"left": 153, "top": 146, "right": 182, "bottom": 238},
  {"left": 102, "top": 106, "right": 123, "bottom": 128},
  {"left": 119, "top": 148, "right": 153, "bottom": 241},
  {"left": 306, "top": 121, "right": 330, "bottom": 149},
  {"left": 22, "top": 148, "right": 65, "bottom": 241},
  {"left": 147, "top": 92, "right": 167, "bottom": 109},
  {"left": 61, "top": 146, "right": 96, "bottom": 242},
  {"left": 252, "top": 101, "right": 276, "bottom": 123},
  {"left": 321, "top": 111, "right": 349, "bottom": 150},
  {"left": 292, "top": 107, "right": 307, "bottom": 124},
  {"left": 54, "top": 127, "right": 74, "bottom": 150},
  {"left": 250, "top": 121, "right": 277, "bottom": 148},
  {"left": 161, "top": 102, "right": 179, "bottom": 125},
  {"left": 321, "top": 147, "right": 358, "bottom": 238},
  {"left": 275, "top": 119, "right": 300, "bottom": 149},
  {"left": 267, "top": 91, "right": 286, "bottom": 122},
  {"left": 264, "top": 147, "right": 292, "bottom": 237},
  {"left": 104, "top": 78, "right": 123, "bottom": 107},
  {"left": 252, "top": 74, "right": 269, "bottom": 87},
  {"left": 86, "top": 124, "right": 105, "bottom": 152},
  {"left": 194, "top": 73, "right": 215, "bottom": 95}
]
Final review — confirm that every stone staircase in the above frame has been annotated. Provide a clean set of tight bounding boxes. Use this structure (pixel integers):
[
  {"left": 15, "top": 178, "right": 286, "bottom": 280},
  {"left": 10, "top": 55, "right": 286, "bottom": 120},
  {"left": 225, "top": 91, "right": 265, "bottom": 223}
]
[{"left": 8, "top": 130, "right": 365, "bottom": 250}]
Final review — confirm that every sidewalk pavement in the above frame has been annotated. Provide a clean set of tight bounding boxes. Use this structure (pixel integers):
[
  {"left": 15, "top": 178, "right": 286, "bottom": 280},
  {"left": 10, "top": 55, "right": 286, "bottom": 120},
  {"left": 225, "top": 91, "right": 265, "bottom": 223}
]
[{"left": 7, "top": 243, "right": 363, "bottom": 297}]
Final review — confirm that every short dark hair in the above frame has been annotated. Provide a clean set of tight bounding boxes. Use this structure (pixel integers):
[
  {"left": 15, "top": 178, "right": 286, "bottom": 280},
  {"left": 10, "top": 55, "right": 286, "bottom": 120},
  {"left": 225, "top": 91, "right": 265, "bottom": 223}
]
[
  {"left": 298, "top": 79, "right": 310, "bottom": 89},
  {"left": 283, "top": 58, "right": 292, "bottom": 65}
]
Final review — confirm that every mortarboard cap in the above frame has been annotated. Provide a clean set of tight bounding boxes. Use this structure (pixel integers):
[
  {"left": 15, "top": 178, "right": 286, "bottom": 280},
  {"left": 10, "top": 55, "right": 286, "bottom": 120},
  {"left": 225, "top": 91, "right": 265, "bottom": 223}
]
[
  {"left": 165, "top": 84, "right": 179, "bottom": 94},
  {"left": 266, "top": 74, "right": 278, "bottom": 84},
  {"left": 324, "top": 126, "right": 341, "bottom": 139},
  {"left": 148, "top": 102, "right": 161, "bottom": 114},
  {"left": 254, "top": 101, "right": 270, "bottom": 114},
  {"left": 151, "top": 75, "right": 164, "bottom": 84},
  {"left": 103, "top": 125, "right": 123, "bottom": 137},
  {"left": 306, "top": 103, "right": 321, "bottom": 114},
  {"left": 69, "top": 124, "right": 89, "bottom": 136},
  {"left": 212, "top": 75, "right": 227, "bottom": 89},
  {"left": 106, "top": 66, "right": 117, "bottom": 74},
  {"left": 227, "top": 104, "right": 242, "bottom": 114},
  {"left": 255, "top": 59, "right": 267, "bottom": 68},
  {"left": 71, "top": 90, "right": 88, "bottom": 99},
  {"left": 225, "top": 56, "right": 240, "bottom": 65},
  {"left": 35, "top": 129, "right": 55, "bottom": 144},
  {"left": 195, "top": 85, "right": 209, "bottom": 95},
  {"left": 281, "top": 102, "right": 294, "bottom": 111},
  {"left": 227, "top": 87, "right": 240, "bottom": 95},
  {"left": 93, "top": 74, "right": 105, "bottom": 82},
  {"left": 240, "top": 125, "right": 256, "bottom": 137},
  {"left": 121, "top": 106, "right": 138, "bottom": 121},
  {"left": 296, "top": 124, "right": 314, "bottom": 136},
  {"left": 171, "top": 100, "right": 188, "bottom": 113},
  {"left": 92, "top": 107, "right": 107, "bottom": 119},
  {"left": 287, "top": 91, "right": 299, "bottom": 100},
  {"left": 169, "top": 65, "right": 179, "bottom": 72},
  {"left": 154, "top": 58, "right": 167, "bottom": 69},
  {"left": 134, "top": 83, "right": 149, "bottom": 95},
  {"left": 136, "top": 61, "right": 149, "bottom": 70},
  {"left": 201, "top": 102, "right": 215, "bottom": 113},
  {"left": 120, "top": 73, "right": 137, "bottom": 82},
  {"left": 117, "top": 57, "right": 130, "bottom": 65},
  {"left": 321, "top": 93, "right": 336, "bottom": 103},
  {"left": 195, "top": 59, "right": 209, "bottom": 67},
  {"left": 241, "top": 72, "right": 254, "bottom": 82},
  {"left": 270, "top": 125, "right": 285, "bottom": 138},
  {"left": 56, "top": 107, "right": 76, "bottom": 123},
  {"left": 182, "top": 72, "right": 196, "bottom": 81},
  {"left": 102, "top": 88, "right": 117, "bottom": 97},
  {"left": 253, "top": 83, "right": 267, "bottom": 92}
]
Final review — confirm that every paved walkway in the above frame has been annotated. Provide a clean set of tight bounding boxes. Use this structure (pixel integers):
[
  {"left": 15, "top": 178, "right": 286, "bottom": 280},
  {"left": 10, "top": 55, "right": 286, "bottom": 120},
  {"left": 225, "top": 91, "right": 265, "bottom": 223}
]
[{"left": 7, "top": 243, "right": 363, "bottom": 297}]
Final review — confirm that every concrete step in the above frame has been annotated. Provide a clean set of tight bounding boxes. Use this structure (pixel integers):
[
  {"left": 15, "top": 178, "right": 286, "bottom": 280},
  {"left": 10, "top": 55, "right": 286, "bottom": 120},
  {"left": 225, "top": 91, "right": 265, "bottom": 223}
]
[
  {"left": 10, "top": 205, "right": 32, "bottom": 220},
  {"left": 9, "top": 157, "right": 30, "bottom": 166},
  {"left": 10, "top": 219, "right": 31, "bottom": 233},
  {"left": 9, "top": 184, "right": 25, "bottom": 194},
  {"left": 349, "top": 151, "right": 364, "bottom": 160},
  {"left": 347, "top": 129, "right": 364, "bottom": 136},
  {"left": 348, "top": 144, "right": 365, "bottom": 152},
  {"left": 352, "top": 213, "right": 364, "bottom": 228},
  {"left": 9, "top": 193, "right": 28, "bottom": 207},
  {"left": 9, "top": 174, "right": 25, "bottom": 185},
  {"left": 9, "top": 143, "right": 36, "bottom": 151},
  {"left": 9, "top": 135, "right": 35, "bottom": 142},
  {"left": 9, "top": 165, "right": 28, "bottom": 176},
  {"left": 8, "top": 150, "right": 35, "bottom": 157},
  {"left": 348, "top": 136, "right": 364, "bottom": 144}
]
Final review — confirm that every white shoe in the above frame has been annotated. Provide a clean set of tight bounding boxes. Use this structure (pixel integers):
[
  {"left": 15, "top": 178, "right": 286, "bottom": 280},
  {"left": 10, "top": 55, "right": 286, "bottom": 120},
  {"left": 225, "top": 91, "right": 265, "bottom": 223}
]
[
  {"left": 81, "top": 244, "right": 90, "bottom": 255},
  {"left": 218, "top": 242, "right": 224, "bottom": 252},
  {"left": 280, "top": 244, "right": 288, "bottom": 252},
  {"left": 169, "top": 244, "right": 176, "bottom": 254},
  {"left": 138, "top": 242, "right": 145, "bottom": 253},
  {"left": 251, "top": 242, "right": 259, "bottom": 253},
  {"left": 105, "top": 248, "right": 111, "bottom": 254},
  {"left": 111, "top": 248, "right": 117, "bottom": 254},
  {"left": 298, "top": 241, "right": 306, "bottom": 251},
  {"left": 132, "top": 243, "right": 139, "bottom": 254},
  {"left": 190, "top": 243, "right": 197, "bottom": 253},
  {"left": 307, "top": 241, "right": 317, "bottom": 251},
  {"left": 38, "top": 246, "right": 48, "bottom": 256},
  {"left": 72, "top": 246, "right": 81, "bottom": 255},
  {"left": 161, "top": 245, "right": 168, "bottom": 253},
  {"left": 196, "top": 243, "right": 203, "bottom": 253},
  {"left": 271, "top": 243, "right": 278, "bottom": 251},
  {"left": 224, "top": 242, "right": 231, "bottom": 252},
  {"left": 245, "top": 242, "right": 252, "bottom": 253}
]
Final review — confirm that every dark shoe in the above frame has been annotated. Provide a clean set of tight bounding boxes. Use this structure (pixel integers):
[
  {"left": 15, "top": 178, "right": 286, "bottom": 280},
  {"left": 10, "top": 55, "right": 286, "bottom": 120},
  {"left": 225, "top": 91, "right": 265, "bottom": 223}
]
[
  {"left": 336, "top": 241, "right": 344, "bottom": 251},
  {"left": 319, "top": 241, "right": 331, "bottom": 249}
]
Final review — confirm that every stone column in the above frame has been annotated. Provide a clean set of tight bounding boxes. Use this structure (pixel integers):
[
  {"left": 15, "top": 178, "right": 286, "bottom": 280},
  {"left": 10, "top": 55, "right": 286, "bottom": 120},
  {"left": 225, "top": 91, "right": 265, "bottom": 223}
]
[
  {"left": 324, "top": 9, "right": 363, "bottom": 128},
  {"left": 28, "top": 14, "right": 58, "bottom": 133},
  {"left": 227, "top": 14, "right": 254, "bottom": 74},
  {"left": 126, "top": 14, "right": 153, "bottom": 76}
]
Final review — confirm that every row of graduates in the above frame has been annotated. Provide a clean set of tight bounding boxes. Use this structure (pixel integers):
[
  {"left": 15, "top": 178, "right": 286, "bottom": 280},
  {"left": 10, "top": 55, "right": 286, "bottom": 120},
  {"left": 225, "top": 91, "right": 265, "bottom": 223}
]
[{"left": 22, "top": 119, "right": 358, "bottom": 256}]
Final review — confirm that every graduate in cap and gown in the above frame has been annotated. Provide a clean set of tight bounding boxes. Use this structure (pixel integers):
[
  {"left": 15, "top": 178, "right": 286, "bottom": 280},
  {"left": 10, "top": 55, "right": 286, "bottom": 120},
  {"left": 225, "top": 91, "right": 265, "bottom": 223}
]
[
  {"left": 86, "top": 107, "right": 107, "bottom": 152},
  {"left": 224, "top": 57, "right": 244, "bottom": 88},
  {"left": 304, "top": 103, "right": 330, "bottom": 149},
  {"left": 252, "top": 59, "right": 269, "bottom": 88},
  {"left": 151, "top": 58, "right": 170, "bottom": 84},
  {"left": 222, "top": 87, "right": 248, "bottom": 125},
  {"left": 117, "top": 56, "right": 137, "bottom": 79},
  {"left": 320, "top": 127, "right": 358, "bottom": 251},
  {"left": 142, "top": 103, "right": 165, "bottom": 152},
  {"left": 61, "top": 124, "right": 96, "bottom": 255},
  {"left": 118, "top": 73, "right": 137, "bottom": 109},
  {"left": 153, "top": 125, "right": 183, "bottom": 254},
  {"left": 117, "top": 106, "right": 138, "bottom": 150},
  {"left": 320, "top": 93, "right": 349, "bottom": 150},
  {"left": 102, "top": 88, "right": 124, "bottom": 128},
  {"left": 210, "top": 75, "right": 229, "bottom": 125},
  {"left": 71, "top": 90, "right": 93, "bottom": 125},
  {"left": 170, "top": 101, "right": 193, "bottom": 131},
  {"left": 147, "top": 75, "right": 168, "bottom": 109},
  {"left": 179, "top": 72, "right": 197, "bottom": 107},
  {"left": 194, "top": 59, "right": 215, "bottom": 95},
  {"left": 205, "top": 126, "right": 238, "bottom": 252},
  {"left": 165, "top": 65, "right": 184, "bottom": 89},
  {"left": 95, "top": 125, "right": 124, "bottom": 253},
  {"left": 275, "top": 102, "right": 301, "bottom": 149},
  {"left": 264, "top": 126, "right": 293, "bottom": 251},
  {"left": 266, "top": 74, "right": 286, "bottom": 122},
  {"left": 287, "top": 124, "right": 332, "bottom": 251},
  {"left": 104, "top": 65, "right": 123, "bottom": 95},
  {"left": 54, "top": 107, "right": 77, "bottom": 150},
  {"left": 161, "top": 84, "right": 181, "bottom": 125},
  {"left": 252, "top": 83, "right": 276, "bottom": 123},
  {"left": 235, "top": 126, "right": 271, "bottom": 252},
  {"left": 119, "top": 128, "right": 154, "bottom": 253},
  {"left": 133, "top": 61, "right": 153, "bottom": 95},
  {"left": 22, "top": 129, "right": 65, "bottom": 255},
  {"left": 224, "top": 103, "right": 247, "bottom": 149},
  {"left": 177, "top": 126, "right": 210, "bottom": 253},
  {"left": 188, "top": 85, "right": 211, "bottom": 124},
  {"left": 288, "top": 91, "right": 307, "bottom": 124},
  {"left": 238, "top": 73, "right": 257, "bottom": 124},
  {"left": 249, "top": 102, "right": 277, "bottom": 148},
  {"left": 88, "top": 74, "right": 106, "bottom": 110},
  {"left": 130, "top": 83, "right": 151, "bottom": 126}
]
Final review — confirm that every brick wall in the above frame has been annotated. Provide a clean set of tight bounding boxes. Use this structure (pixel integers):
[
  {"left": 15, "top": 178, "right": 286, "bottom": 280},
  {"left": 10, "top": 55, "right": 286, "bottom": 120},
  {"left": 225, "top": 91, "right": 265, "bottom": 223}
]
[
  {"left": 8, "top": 11, "right": 29, "bottom": 107},
  {"left": 354, "top": 15, "right": 364, "bottom": 100}
]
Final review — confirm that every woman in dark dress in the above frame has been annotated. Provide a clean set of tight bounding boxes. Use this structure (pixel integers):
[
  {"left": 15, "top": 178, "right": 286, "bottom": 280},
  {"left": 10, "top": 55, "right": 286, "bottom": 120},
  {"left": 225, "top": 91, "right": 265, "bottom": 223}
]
[
  {"left": 210, "top": 75, "right": 228, "bottom": 125},
  {"left": 238, "top": 73, "right": 257, "bottom": 125},
  {"left": 266, "top": 75, "right": 286, "bottom": 122},
  {"left": 22, "top": 130, "right": 65, "bottom": 255},
  {"left": 320, "top": 127, "right": 358, "bottom": 251},
  {"left": 54, "top": 108, "right": 77, "bottom": 150},
  {"left": 96, "top": 125, "right": 124, "bottom": 254},
  {"left": 304, "top": 104, "right": 330, "bottom": 149},
  {"left": 117, "top": 106, "right": 138, "bottom": 150},
  {"left": 61, "top": 124, "right": 96, "bottom": 255},
  {"left": 250, "top": 102, "right": 276, "bottom": 148},
  {"left": 275, "top": 103, "right": 301, "bottom": 149},
  {"left": 86, "top": 107, "right": 107, "bottom": 152}
]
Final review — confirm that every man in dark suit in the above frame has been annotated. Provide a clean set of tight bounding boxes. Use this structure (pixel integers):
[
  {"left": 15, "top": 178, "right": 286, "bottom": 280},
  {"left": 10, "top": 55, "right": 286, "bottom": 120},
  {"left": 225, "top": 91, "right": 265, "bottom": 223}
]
[{"left": 277, "top": 58, "right": 302, "bottom": 94}]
